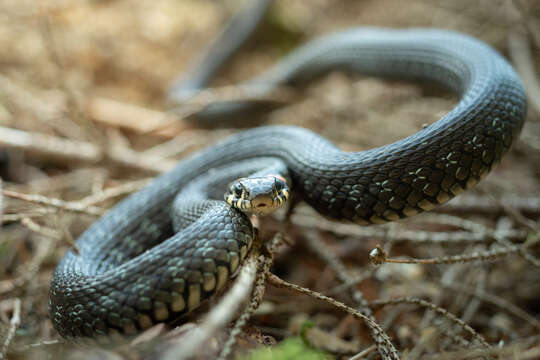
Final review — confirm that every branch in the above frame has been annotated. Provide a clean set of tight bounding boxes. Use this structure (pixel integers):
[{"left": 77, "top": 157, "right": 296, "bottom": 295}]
[{"left": 0, "top": 298, "right": 22, "bottom": 360}]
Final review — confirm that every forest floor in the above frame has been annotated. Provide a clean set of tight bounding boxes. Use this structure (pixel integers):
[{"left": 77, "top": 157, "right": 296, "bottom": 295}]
[{"left": 0, "top": 0, "right": 539, "bottom": 359}]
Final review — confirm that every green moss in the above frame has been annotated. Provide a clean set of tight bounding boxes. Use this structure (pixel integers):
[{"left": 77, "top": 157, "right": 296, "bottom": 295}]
[{"left": 237, "top": 337, "right": 331, "bottom": 360}]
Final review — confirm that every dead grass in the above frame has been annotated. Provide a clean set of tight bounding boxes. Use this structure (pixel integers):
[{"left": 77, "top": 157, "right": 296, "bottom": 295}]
[{"left": 1, "top": 0, "right": 539, "bottom": 359}]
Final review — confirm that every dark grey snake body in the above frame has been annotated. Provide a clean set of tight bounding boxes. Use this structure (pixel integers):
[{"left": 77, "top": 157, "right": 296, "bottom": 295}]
[{"left": 49, "top": 23, "right": 526, "bottom": 338}]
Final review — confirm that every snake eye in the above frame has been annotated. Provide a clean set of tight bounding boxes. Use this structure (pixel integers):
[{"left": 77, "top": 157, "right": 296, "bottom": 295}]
[
  {"left": 233, "top": 184, "right": 243, "bottom": 197},
  {"left": 274, "top": 179, "right": 284, "bottom": 191}
]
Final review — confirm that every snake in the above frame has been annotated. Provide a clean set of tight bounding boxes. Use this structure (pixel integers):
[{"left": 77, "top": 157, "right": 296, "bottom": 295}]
[{"left": 48, "top": 1, "right": 526, "bottom": 340}]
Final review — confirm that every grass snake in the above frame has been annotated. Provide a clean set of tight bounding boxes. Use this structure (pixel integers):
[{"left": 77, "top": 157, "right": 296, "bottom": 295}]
[{"left": 49, "top": 2, "right": 527, "bottom": 340}]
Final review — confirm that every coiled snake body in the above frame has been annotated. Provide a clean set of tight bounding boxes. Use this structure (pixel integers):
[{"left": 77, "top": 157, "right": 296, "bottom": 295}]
[{"left": 49, "top": 23, "right": 526, "bottom": 338}]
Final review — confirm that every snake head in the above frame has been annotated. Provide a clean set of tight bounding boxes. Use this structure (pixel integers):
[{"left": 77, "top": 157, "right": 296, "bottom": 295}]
[{"left": 225, "top": 175, "right": 289, "bottom": 215}]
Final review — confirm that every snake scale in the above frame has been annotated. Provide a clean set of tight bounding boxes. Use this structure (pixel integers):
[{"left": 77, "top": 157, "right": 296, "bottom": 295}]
[{"left": 49, "top": 4, "right": 526, "bottom": 340}]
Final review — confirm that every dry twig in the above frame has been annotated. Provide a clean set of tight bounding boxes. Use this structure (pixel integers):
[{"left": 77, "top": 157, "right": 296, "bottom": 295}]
[
  {"left": 88, "top": 97, "right": 184, "bottom": 135},
  {"left": 369, "top": 242, "right": 535, "bottom": 266},
  {"left": 79, "top": 178, "right": 151, "bottom": 207},
  {"left": 20, "top": 217, "right": 61, "bottom": 240},
  {"left": 216, "top": 234, "right": 287, "bottom": 360},
  {"left": 0, "top": 227, "right": 57, "bottom": 295},
  {"left": 0, "top": 298, "right": 21, "bottom": 360},
  {"left": 2, "top": 189, "right": 104, "bottom": 216},
  {"left": 509, "top": 30, "right": 540, "bottom": 115},
  {"left": 371, "top": 297, "right": 489, "bottom": 348},
  {"left": 268, "top": 273, "right": 400, "bottom": 360},
  {"left": 218, "top": 254, "right": 272, "bottom": 360},
  {"left": 349, "top": 345, "right": 378, "bottom": 360},
  {"left": 162, "top": 250, "right": 260, "bottom": 360},
  {"left": 437, "top": 195, "right": 540, "bottom": 216},
  {"left": 0, "top": 179, "right": 3, "bottom": 223},
  {"left": 292, "top": 209, "right": 527, "bottom": 245},
  {"left": 0, "top": 126, "right": 177, "bottom": 174},
  {"left": 442, "top": 283, "right": 540, "bottom": 331},
  {"left": 0, "top": 126, "right": 101, "bottom": 164},
  {"left": 304, "top": 230, "right": 372, "bottom": 315},
  {"left": 422, "top": 339, "right": 540, "bottom": 360}
]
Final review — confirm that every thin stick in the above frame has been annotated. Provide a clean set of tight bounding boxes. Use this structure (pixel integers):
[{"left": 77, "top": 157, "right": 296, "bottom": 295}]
[
  {"left": 369, "top": 243, "right": 535, "bottom": 266},
  {"left": 2, "top": 189, "right": 105, "bottom": 216},
  {"left": 21, "top": 217, "right": 62, "bottom": 240},
  {"left": 443, "top": 283, "right": 540, "bottom": 331},
  {"left": 0, "top": 224, "right": 58, "bottom": 295},
  {"left": 292, "top": 209, "right": 527, "bottom": 244},
  {"left": 218, "top": 254, "right": 271, "bottom": 360},
  {"left": 509, "top": 31, "right": 540, "bottom": 115},
  {"left": 89, "top": 86, "right": 292, "bottom": 137},
  {"left": 38, "top": 3, "right": 99, "bottom": 141},
  {"left": 268, "top": 273, "right": 400, "bottom": 360},
  {"left": 438, "top": 195, "right": 540, "bottom": 216},
  {"left": 2, "top": 209, "right": 59, "bottom": 224},
  {"left": 370, "top": 297, "right": 489, "bottom": 348},
  {"left": 0, "top": 298, "right": 22, "bottom": 360},
  {"left": 0, "top": 179, "right": 3, "bottom": 224},
  {"left": 87, "top": 97, "right": 183, "bottom": 135},
  {"left": 217, "top": 234, "right": 287, "bottom": 360},
  {"left": 0, "top": 126, "right": 176, "bottom": 173},
  {"left": 0, "top": 126, "right": 101, "bottom": 164},
  {"left": 0, "top": 73, "right": 85, "bottom": 139},
  {"left": 107, "top": 145, "right": 177, "bottom": 173},
  {"left": 422, "top": 342, "right": 540, "bottom": 360},
  {"left": 349, "top": 345, "right": 377, "bottom": 360},
  {"left": 304, "top": 230, "right": 373, "bottom": 316},
  {"left": 79, "top": 178, "right": 151, "bottom": 206},
  {"left": 162, "top": 252, "right": 259, "bottom": 360}
]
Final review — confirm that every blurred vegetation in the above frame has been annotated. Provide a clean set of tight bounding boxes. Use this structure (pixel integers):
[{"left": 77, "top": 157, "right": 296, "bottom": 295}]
[{"left": 1, "top": 0, "right": 539, "bottom": 359}]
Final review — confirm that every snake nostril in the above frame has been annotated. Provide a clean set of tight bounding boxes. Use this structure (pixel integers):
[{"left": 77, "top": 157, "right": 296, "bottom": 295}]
[{"left": 257, "top": 203, "right": 266, "bottom": 207}]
